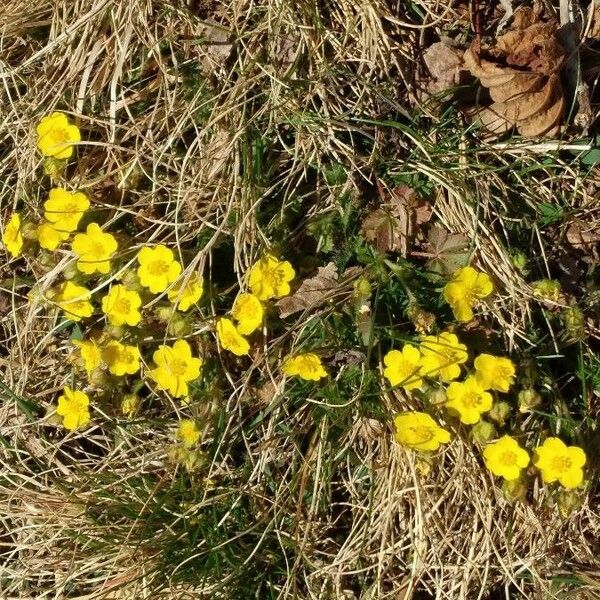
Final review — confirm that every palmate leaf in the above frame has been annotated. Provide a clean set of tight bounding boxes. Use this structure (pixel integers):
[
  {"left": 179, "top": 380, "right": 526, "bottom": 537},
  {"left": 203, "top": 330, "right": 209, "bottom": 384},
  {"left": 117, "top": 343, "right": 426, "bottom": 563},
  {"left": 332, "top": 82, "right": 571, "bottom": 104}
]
[{"left": 425, "top": 225, "right": 471, "bottom": 276}]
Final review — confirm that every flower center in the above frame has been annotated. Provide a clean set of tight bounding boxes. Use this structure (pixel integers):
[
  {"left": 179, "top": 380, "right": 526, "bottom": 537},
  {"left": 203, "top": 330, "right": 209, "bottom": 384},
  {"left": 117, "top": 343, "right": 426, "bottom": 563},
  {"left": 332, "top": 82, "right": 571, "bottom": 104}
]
[
  {"left": 410, "top": 426, "right": 434, "bottom": 443},
  {"left": 169, "top": 358, "right": 188, "bottom": 376},
  {"left": 90, "top": 242, "right": 106, "bottom": 258},
  {"left": 49, "top": 128, "right": 69, "bottom": 146},
  {"left": 149, "top": 260, "right": 169, "bottom": 276},
  {"left": 115, "top": 298, "right": 131, "bottom": 314},
  {"left": 499, "top": 450, "right": 517, "bottom": 467},
  {"left": 461, "top": 392, "right": 481, "bottom": 409},
  {"left": 551, "top": 455, "right": 572, "bottom": 473}
]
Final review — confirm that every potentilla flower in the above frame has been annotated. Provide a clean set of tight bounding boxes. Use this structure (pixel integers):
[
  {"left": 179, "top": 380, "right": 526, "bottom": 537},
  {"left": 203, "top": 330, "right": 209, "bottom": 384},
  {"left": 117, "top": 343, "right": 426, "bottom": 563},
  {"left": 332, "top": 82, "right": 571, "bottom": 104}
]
[
  {"left": 443, "top": 266, "right": 493, "bottom": 322},
  {"left": 533, "top": 437, "right": 586, "bottom": 489},
  {"left": 43, "top": 188, "right": 90, "bottom": 234},
  {"left": 36, "top": 112, "right": 81, "bottom": 159},
  {"left": 101, "top": 284, "right": 142, "bottom": 327},
  {"left": 393, "top": 411, "right": 451, "bottom": 451},
  {"left": 445, "top": 376, "right": 493, "bottom": 425},
  {"left": 177, "top": 419, "right": 201, "bottom": 448},
  {"left": 216, "top": 317, "right": 250, "bottom": 356},
  {"left": 50, "top": 281, "right": 93, "bottom": 321},
  {"left": 232, "top": 292, "right": 263, "bottom": 335},
  {"left": 56, "top": 386, "right": 90, "bottom": 430},
  {"left": 71, "top": 223, "right": 118, "bottom": 275},
  {"left": 474, "top": 354, "right": 516, "bottom": 393},
  {"left": 167, "top": 273, "right": 203, "bottom": 312},
  {"left": 248, "top": 254, "right": 295, "bottom": 301},
  {"left": 282, "top": 353, "right": 327, "bottom": 381},
  {"left": 73, "top": 339, "right": 102, "bottom": 376},
  {"left": 149, "top": 339, "right": 202, "bottom": 398},
  {"left": 102, "top": 340, "right": 141, "bottom": 376},
  {"left": 137, "top": 245, "right": 182, "bottom": 294},
  {"left": 419, "top": 332, "right": 468, "bottom": 382},
  {"left": 383, "top": 344, "right": 423, "bottom": 390},
  {"left": 37, "top": 222, "right": 70, "bottom": 251},
  {"left": 2, "top": 213, "right": 23, "bottom": 257},
  {"left": 483, "top": 435, "right": 530, "bottom": 480}
]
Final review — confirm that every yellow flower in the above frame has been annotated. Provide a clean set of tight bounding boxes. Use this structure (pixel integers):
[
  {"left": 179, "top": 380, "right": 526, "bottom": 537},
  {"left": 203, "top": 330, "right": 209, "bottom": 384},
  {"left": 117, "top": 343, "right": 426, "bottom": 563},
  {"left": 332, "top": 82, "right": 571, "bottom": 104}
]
[
  {"left": 36, "top": 112, "right": 81, "bottom": 159},
  {"left": 56, "top": 386, "right": 90, "bottom": 430},
  {"left": 445, "top": 376, "right": 493, "bottom": 424},
  {"left": 393, "top": 411, "right": 451, "bottom": 451},
  {"left": 71, "top": 223, "right": 118, "bottom": 275},
  {"left": 383, "top": 344, "right": 423, "bottom": 390},
  {"left": 167, "top": 273, "right": 203, "bottom": 312},
  {"left": 232, "top": 293, "right": 263, "bottom": 335},
  {"left": 51, "top": 281, "right": 93, "bottom": 321},
  {"left": 73, "top": 339, "right": 102, "bottom": 376},
  {"left": 37, "top": 222, "right": 70, "bottom": 251},
  {"left": 2, "top": 213, "right": 23, "bottom": 257},
  {"left": 102, "top": 340, "right": 140, "bottom": 376},
  {"left": 150, "top": 339, "right": 202, "bottom": 398},
  {"left": 216, "top": 318, "right": 250, "bottom": 356},
  {"left": 474, "top": 354, "right": 516, "bottom": 393},
  {"left": 43, "top": 188, "right": 90, "bottom": 233},
  {"left": 483, "top": 435, "right": 530, "bottom": 481},
  {"left": 282, "top": 353, "right": 327, "bottom": 381},
  {"left": 443, "top": 266, "right": 494, "bottom": 322},
  {"left": 177, "top": 419, "right": 201, "bottom": 448},
  {"left": 533, "top": 437, "right": 586, "bottom": 489},
  {"left": 137, "top": 245, "right": 182, "bottom": 294},
  {"left": 248, "top": 254, "right": 295, "bottom": 301},
  {"left": 101, "top": 285, "right": 142, "bottom": 326},
  {"left": 419, "top": 332, "right": 468, "bottom": 382}
]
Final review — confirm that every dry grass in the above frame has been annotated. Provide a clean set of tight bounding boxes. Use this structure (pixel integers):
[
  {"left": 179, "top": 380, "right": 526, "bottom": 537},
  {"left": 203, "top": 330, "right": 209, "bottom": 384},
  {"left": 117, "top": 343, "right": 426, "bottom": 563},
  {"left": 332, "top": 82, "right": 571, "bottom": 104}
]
[{"left": 1, "top": 0, "right": 599, "bottom": 599}]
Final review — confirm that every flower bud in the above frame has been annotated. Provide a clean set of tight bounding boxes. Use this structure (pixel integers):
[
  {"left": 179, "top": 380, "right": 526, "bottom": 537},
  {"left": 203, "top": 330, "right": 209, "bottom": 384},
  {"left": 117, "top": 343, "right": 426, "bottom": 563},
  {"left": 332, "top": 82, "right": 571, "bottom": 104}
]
[
  {"left": 557, "top": 489, "right": 583, "bottom": 518},
  {"left": 428, "top": 387, "right": 447, "bottom": 406},
  {"left": 353, "top": 277, "right": 372, "bottom": 302},
  {"left": 121, "top": 394, "right": 141, "bottom": 417},
  {"left": 43, "top": 157, "right": 66, "bottom": 179},
  {"left": 488, "top": 401, "right": 511, "bottom": 426},
  {"left": 61, "top": 262, "right": 80, "bottom": 281},
  {"left": 104, "top": 324, "right": 125, "bottom": 339},
  {"left": 471, "top": 420, "right": 496, "bottom": 443},
  {"left": 406, "top": 303, "right": 436, "bottom": 334},
  {"left": 518, "top": 388, "right": 541, "bottom": 413},
  {"left": 502, "top": 478, "right": 527, "bottom": 501},
  {"left": 532, "top": 279, "right": 562, "bottom": 303},
  {"left": 564, "top": 306, "right": 585, "bottom": 342}
]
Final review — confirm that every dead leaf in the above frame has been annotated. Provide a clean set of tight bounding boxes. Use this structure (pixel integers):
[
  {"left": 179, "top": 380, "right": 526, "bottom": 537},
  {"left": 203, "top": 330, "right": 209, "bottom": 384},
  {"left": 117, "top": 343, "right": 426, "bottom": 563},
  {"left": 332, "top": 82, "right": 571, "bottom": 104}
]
[
  {"left": 565, "top": 220, "right": 600, "bottom": 256},
  {"left": 423, "top": 41, "right": 467, "bottom": 94},
  {"left": 361, "top": 183, "right": 432, "bottom": 256},
  {"left": 464, "top": 6, "right": 565, "bottom": 138},
  {"left": 276, "top": 263, "right": 338, "bottom": 318},
  {"left": 422, "top": 226, "right": 470, "bottom": 275},
  {"left": 586, "top": 2, "right": 600, "bottom": 39}
]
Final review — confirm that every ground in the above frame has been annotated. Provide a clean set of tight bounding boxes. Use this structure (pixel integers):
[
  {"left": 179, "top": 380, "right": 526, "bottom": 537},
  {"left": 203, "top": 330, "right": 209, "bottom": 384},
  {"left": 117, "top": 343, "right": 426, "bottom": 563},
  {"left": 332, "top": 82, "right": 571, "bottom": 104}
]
[{"left": 0, "top": 1, "right": 599, "bottom": 599}]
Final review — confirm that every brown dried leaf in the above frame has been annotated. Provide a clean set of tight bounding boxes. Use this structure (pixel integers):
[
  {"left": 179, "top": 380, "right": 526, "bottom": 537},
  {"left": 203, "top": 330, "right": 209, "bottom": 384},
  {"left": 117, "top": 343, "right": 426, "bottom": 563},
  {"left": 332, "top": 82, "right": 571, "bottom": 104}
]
[
  {"left": 566, "top": 220, "right": 600, "bottom": 254},
  {"left": 361, "top": 184, "right": 432, "bottom": 256},
  {"left": 424, "top": 226, "right": 470, "bottom": 275},
  {"left": 464, "top": 6, "right": 565, "bottom": 139},
  {"left": 276, "top": 263, "right": 338, "bottom": 318},
  {"left": 423, "top": 41, "right": 466, "bottom": 94}
]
